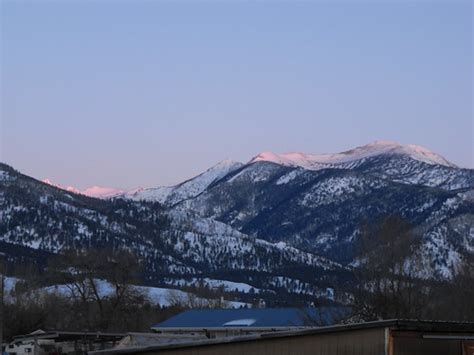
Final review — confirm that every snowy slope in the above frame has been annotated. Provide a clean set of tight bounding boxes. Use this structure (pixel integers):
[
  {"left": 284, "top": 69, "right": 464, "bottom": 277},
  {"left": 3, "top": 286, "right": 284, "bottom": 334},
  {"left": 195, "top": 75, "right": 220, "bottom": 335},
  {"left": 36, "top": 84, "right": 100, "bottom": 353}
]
[
  {"left": 165, "top": 209, "right": 343, "bottom": 272},
  {"left": 125, "top": 160, "right": 243, "bottom": 204}
]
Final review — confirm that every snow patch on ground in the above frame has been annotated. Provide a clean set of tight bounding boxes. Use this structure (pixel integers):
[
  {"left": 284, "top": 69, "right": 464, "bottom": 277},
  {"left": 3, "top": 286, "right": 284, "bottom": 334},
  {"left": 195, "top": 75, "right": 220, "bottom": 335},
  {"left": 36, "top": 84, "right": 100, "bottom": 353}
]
[
  {"left": 164, "top": 277, "right": 262, "bottom": 294},
  {"left": 4, "top": 278, "right": 247, "bottom": 308}
]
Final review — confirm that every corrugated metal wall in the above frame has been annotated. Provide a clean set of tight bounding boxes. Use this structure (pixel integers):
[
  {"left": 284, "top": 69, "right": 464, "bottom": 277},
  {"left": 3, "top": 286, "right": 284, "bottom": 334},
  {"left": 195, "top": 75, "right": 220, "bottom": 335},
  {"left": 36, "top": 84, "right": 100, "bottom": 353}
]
[{"left": 147, "top": 328, "right": 386, "bottom": 355}]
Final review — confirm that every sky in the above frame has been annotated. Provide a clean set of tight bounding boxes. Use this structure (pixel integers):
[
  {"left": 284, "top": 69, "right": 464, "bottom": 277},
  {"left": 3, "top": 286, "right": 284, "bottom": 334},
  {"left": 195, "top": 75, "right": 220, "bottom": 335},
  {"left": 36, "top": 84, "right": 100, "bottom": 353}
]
[{"left": 1, "top": 0, "right": 472, "bottom": 189}]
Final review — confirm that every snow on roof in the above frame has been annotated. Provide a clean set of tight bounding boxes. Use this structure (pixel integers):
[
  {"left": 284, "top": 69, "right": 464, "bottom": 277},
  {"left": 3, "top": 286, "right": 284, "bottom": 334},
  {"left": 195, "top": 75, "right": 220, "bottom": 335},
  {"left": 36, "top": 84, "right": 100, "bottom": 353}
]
[{"left": 223, "top": 318, "right": 257, "bottom": 327}]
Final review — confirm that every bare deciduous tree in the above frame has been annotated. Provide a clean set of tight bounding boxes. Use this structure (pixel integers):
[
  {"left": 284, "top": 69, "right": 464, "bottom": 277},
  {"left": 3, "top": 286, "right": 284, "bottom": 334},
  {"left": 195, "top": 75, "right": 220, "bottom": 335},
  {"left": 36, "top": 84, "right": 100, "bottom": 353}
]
[
  {"left": 48, "top": 249, "right": 147, "bottom": 331},
  {"left": 352, "top": 216, "right": 429, "bottom": 320}
]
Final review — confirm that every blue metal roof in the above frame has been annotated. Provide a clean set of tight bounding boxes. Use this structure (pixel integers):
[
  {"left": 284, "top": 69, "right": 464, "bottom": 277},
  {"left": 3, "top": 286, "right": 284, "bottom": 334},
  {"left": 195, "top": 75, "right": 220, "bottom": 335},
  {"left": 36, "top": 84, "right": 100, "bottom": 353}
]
[{"left": 153, "top": 307, "right": 346, "bottom": 328}]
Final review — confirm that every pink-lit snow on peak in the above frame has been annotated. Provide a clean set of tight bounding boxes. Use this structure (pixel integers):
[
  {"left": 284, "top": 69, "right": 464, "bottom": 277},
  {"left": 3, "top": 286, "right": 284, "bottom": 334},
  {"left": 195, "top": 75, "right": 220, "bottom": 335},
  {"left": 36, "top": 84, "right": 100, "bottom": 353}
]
[
  {"left": 81, "top": 186, "right": 125, "bottom": 198},
  {"left": 42, "top": 178, "right": 54, "bottom": 185},
  {"left": 42, "top": 178, "right": 126, "bottom": 198},
  {"left": 42, "top": 178, "right": 81, "bottom": 194},
  {"left": 250, "top": 141, "right": 456, "bottom": 169},
  {"left": 65, "top": 186, "right": 81, "bottom": 194}
]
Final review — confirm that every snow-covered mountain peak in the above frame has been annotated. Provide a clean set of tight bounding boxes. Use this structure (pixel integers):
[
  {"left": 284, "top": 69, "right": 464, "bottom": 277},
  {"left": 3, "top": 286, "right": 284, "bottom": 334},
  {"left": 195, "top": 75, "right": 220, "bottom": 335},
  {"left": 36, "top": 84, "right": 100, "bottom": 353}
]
[
  {"left": 343, "top": 141, "right": 456, "bottom": 167},
  {"left": 42, "top": 178, "right": 81, "bottom": 194},
  {"left": 250, "top": 141, "right": 456, "bottom": 170},
  {"left": 250, "top": 152, "right": 316, "bottom": 168},
  {"left": 42, "top": 179, "right": 127, "bottom": 198},
  {"left": 81, "top": 186, "right": 127, "bottom": 198},
  {"left": 403, "top": 144, "right": 456, "bottom": 167}
]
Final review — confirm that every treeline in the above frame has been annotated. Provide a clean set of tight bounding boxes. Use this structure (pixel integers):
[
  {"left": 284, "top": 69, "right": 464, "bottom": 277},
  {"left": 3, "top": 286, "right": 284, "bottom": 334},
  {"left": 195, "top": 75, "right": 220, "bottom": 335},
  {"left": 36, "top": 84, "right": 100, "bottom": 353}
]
[
  {"left": 347, "top": 216, "right": 474, "bottom": 322},
  {"left": 2, "top": 249, "right": 255, "bottom": 341},
  {"left": 1, "top": 250, "right": 182, "bottom": 341}
]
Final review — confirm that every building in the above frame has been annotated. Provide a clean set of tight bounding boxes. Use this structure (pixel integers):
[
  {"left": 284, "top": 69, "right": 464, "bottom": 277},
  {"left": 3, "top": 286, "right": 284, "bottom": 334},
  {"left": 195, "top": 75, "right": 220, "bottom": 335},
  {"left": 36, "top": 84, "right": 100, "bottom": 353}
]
[
  {"left": 5, "top": 329, "right": 125, "bottom": 355},
  {"left": 150, "top": 307, "right": 344, "bottom": 339},
  {"left": 89, "top": 319, "right": 474, "bottom": 355}
]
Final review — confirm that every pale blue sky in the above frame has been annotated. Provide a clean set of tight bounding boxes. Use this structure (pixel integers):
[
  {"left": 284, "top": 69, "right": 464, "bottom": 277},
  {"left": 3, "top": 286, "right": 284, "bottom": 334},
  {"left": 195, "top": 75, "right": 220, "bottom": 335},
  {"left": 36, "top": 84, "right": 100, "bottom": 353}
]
[{"left": 1, "top": 1, "right": 472, "bottom": 189}]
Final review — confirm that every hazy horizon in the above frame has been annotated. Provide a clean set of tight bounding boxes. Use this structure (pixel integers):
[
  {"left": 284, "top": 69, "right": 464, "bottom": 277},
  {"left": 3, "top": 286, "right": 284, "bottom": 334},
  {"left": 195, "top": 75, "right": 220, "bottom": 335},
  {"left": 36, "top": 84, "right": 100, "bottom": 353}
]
[{"left": 1, "top": 1, "right": 472, "bottom": 189}]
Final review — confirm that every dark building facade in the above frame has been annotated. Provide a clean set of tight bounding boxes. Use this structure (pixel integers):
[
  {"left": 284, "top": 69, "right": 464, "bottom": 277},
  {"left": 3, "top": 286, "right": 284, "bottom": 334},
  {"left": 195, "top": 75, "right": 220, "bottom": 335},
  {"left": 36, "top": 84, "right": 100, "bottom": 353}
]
[{"left": 90, "top": 320, "right": 474, "bottom": 355}]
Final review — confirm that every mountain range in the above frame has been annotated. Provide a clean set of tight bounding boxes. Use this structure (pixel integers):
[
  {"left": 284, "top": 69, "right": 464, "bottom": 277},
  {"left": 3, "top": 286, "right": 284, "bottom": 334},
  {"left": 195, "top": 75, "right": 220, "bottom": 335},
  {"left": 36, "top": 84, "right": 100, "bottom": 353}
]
[{"left": 1, "top": 141, "right": 473, "bottom": 303}]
